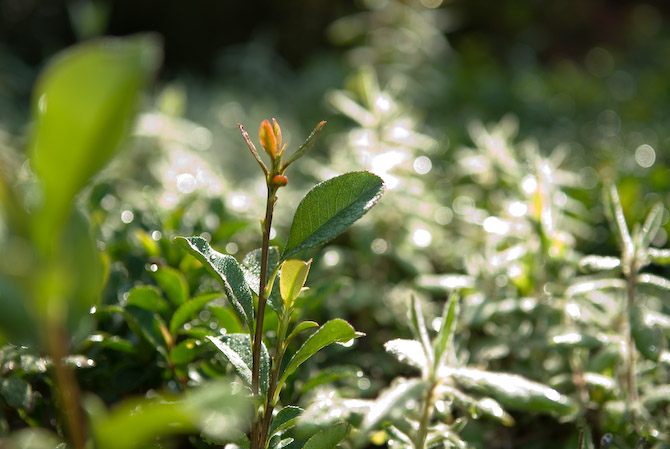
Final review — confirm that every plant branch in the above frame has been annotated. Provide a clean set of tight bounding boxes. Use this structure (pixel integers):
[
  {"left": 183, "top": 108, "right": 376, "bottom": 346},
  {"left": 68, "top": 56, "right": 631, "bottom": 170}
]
[
  {"left": 47, "top": 323, "right": 87, "bottom": 449},
  {"left": 415, "top": 381, "right": 438, "bottom": 449},
  {"left": 624, "top": 263, "right": 639, "bottom": 405}
]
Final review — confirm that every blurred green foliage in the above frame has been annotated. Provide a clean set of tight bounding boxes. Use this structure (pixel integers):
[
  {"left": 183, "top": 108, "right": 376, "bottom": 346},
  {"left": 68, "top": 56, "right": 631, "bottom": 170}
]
[{"left": 1, "top": 1, "right": 670, "bottom": 448}]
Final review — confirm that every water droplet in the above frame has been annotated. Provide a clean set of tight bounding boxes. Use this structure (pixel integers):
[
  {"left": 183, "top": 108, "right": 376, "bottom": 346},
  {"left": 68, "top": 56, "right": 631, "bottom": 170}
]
[
  {"left": 177, "top": 173, "right": 197, "bottom": 194},
  {"left": 121, "top": 210, "right": 134, "bottom": 224},
  {"left": 635, "top": 144, "right": 655, "bottom": 168},
  {"left": 413, "top": 156, "right": 432, "bottom": 175},
  {"left": 371, "top": 238, "right": 388, "bottom": 254},
  {"left": 151, "top": 230, "right": 162, "bottom": 240}
]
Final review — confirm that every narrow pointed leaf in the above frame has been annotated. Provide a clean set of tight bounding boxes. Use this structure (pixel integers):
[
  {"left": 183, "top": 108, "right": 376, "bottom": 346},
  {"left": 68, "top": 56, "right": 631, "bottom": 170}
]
[
  {"left": 631, "top": 306, "right": 664, "bottom": 361},
  {"left": 241, "top": 247, "right": 282, "bottom": 313},
  {"left": 409, "top": 296, "right": 434, "bottom": 369},
  {"left": 447, "top": 367, "right": 577, "bottom": 415},
  {"left": 169, "top": 293, "right": 220, "bottom": 335},
  {"left": 269, "top": 406, "right": 303, "bottom": 437},
  {"left": 303, "top": 421, "right": 350, "bottom": 449},
  {"left": 279, "top": 319, "right": 362, "bottom": 387},
  {"left": 175, "top": 236, "right": 254, "bottom": 329},
  {"left": 283, "top": 171, "right": 384, "bottom": 260},
  {"left": 283, "top": 121, "right": 326, "bottom": 168},
  {"left": 207, "top": 334, "right": 269, "bottom": 395},
  {"left": 637, "top": 273, "right": 670, "bottom": 293},
  {"left": 603, "top": 184, "right": 634, "bottom": 259},
  {"left": 578, "top": 256, "right": 621, "bottom": 273},
  {"left": 433, "top": 293, "right": 458, "bottom": 371},
  {"left": 639, "top": 203, "right": 664, "bottom": 250},
  {"left": 121, "top": 305, "right": 170, "bottom": 359},
  {"left": 647, "top": 247, "right": 670, "bottom": 265}
]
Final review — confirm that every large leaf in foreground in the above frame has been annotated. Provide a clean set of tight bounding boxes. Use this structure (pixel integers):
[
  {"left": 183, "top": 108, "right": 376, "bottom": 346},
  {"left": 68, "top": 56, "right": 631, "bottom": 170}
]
[
  {"left": 279, "top": 319, "right": 362, "bottom": 387},
  {"left": 446, "top": 367, "right": 577, "bottom": 415},
  {"left": 283, "top": 172, "right": 384, "bottom": 259},
  {"left": 29, "top": 34, "right": 161, "bottom": 248},
  {"left": 207, "top": 334, "right": 270, "bottom": 395},
  {"left": 175, "top": 236, "right": 254, "bottom": 329}
]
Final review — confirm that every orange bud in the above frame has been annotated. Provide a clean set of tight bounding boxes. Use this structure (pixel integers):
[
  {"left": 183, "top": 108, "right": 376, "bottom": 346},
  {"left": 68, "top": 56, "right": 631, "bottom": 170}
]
[
  {"left": 259, "top": 120, "right": 277, "bottom": 158},
  {"left": 272, "top": 175, "right": 288, "bottom": 187},
  {"left": 272, "top": 118, "right": 283, "bottom": 151}
]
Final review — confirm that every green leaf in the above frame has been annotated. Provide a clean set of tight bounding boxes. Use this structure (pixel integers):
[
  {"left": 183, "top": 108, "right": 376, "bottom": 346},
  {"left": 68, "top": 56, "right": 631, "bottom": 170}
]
[
  {"left": 29, "top": 35, "right": 161, "bottom": 250},
  {"left": 90, "top": 379, "right": 249, "bottom": 449},
  {"left": 6, "top": 429, "right": 63, "bottom": 449},
  {"left": 126, "top": 285, "right": 170, "bottom": 314},
  {"left": 409, "top": 296, "right": 434, "bottom": 371},
  {"left": 631, "top": 306, "right": 665, "bottom": 361},
  {"left": 85, "top": 333, "right": 136, "bottom": 354},
  {"left": 120, "top": 305, "right": 170, "bottom": 359},
  {"left": 269, "top": 405, "right": 303, "bottom": 437},
  {"left": 285, "top": 321, "right": 319, "bottom": 346},
  {"left": 170, "top": 338, "right": 202, "bottom": 365},
  {"left": 300, "top": 365, "right": 362, "bottom": 394},
  {"left": 169, "top": 292, "right": 220, "bottom": 335},
  {"left": 647, "top": 248, "right": 670, "bottom": 265},
  {"left": 279, "top": 319, "right": 362, "bottom": 387},
  {"left": 175, "top": 236, "right": 254, "bottom": 329},
  {"left": 638, "top": 202, "right": 664, "bottom": 250},
  {"left": 0, "top": 375, "right": 33, "bottom": 410},
  {"left": 441, "top": 384, "right": 514, "bottom": 426},
  {"left": 0, "top": 276, "right": 35, "bottom": 345},
  {"left": 358, "top": 378, "right": 427, "bottom": 438},
  {"left": 603, "top": 183, "right": 634, "bottom": 261},
  {"left": 152, "top": 266, "right": 189, "bottom": 306},
  {"left": 384, "top": 339, "right": 427, "bottom": 371},
  {"left": 207, "top": 334, "right": 269, "bottom": 395},
  {"left": 578, "top": 255, "right": 622, "bottom": 273},
  {"left": 433, "top": 293, "right": 458, "bottom": 372},
  {"left": 283, "top": 171, "right": 384, "bottom": 259},
  {"left": 303, "top": 421, "right": 350, "bottom": 449},
  {"left": 447, "top": 367, "right": 577, "bottom": 416},
  {"left": 283, "top": 121, "right": 327, "bottom": 168},
  {"left": 241, "top": 246, "right": 282, "bottom": 313},
  {"left": 280, "top": 259, "right": 311, "bottom": 308},
  {"left": 209, "top": 306, "right": 243, "bottom": 334}
]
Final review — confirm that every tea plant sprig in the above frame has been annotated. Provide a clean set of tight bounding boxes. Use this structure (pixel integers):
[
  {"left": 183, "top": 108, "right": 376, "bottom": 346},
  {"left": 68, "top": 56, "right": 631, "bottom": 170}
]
[{"left": 175, "top": 119, "right": 384, "bottom": 449}]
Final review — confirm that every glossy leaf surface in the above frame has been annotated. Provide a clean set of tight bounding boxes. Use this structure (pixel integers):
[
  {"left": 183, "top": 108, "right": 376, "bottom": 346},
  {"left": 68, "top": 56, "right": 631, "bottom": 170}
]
[
  {"left": 283, "top": 171, "right": 384, "bottom": 259},
  {"left": 303, "top": 421, "right": 350, "bottom": 449},
  {"left": 175, "top": 236, "right": 254, "bottom": 329},
  {"left": 280, "top": 319, "right": 362, "bottom": 387},
  {"left": 207, "top": 333, "right": 269, "bottom": 395}
]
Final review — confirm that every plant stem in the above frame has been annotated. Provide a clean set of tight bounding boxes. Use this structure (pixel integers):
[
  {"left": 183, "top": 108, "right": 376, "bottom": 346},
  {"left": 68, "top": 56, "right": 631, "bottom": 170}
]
[
  {"left": 47, "top": 323, "right": 87, "bottom": 449},
  {"left": 415, "top": 381, "right": 438, "bottom": 449},
  {"left": 250, "top": 184, "right": 277, "bottom": 449},
  {"left": 252, "top": 185, "right": 277, "bottom": 395},
  {"left": 624, "top": 264, "right": 639, "bottom": 405}
]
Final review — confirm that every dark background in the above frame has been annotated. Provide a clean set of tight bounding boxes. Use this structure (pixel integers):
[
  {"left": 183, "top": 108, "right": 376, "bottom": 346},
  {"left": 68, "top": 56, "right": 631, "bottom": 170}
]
[{"left": 2, "top": 0, "right": 668, "bottom": 74}]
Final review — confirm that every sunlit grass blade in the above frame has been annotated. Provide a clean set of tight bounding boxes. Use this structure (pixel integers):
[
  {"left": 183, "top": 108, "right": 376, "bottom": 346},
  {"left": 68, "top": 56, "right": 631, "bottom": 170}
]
[{"left": 647, "top": 247, "right": 670, "bottom": 265}]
